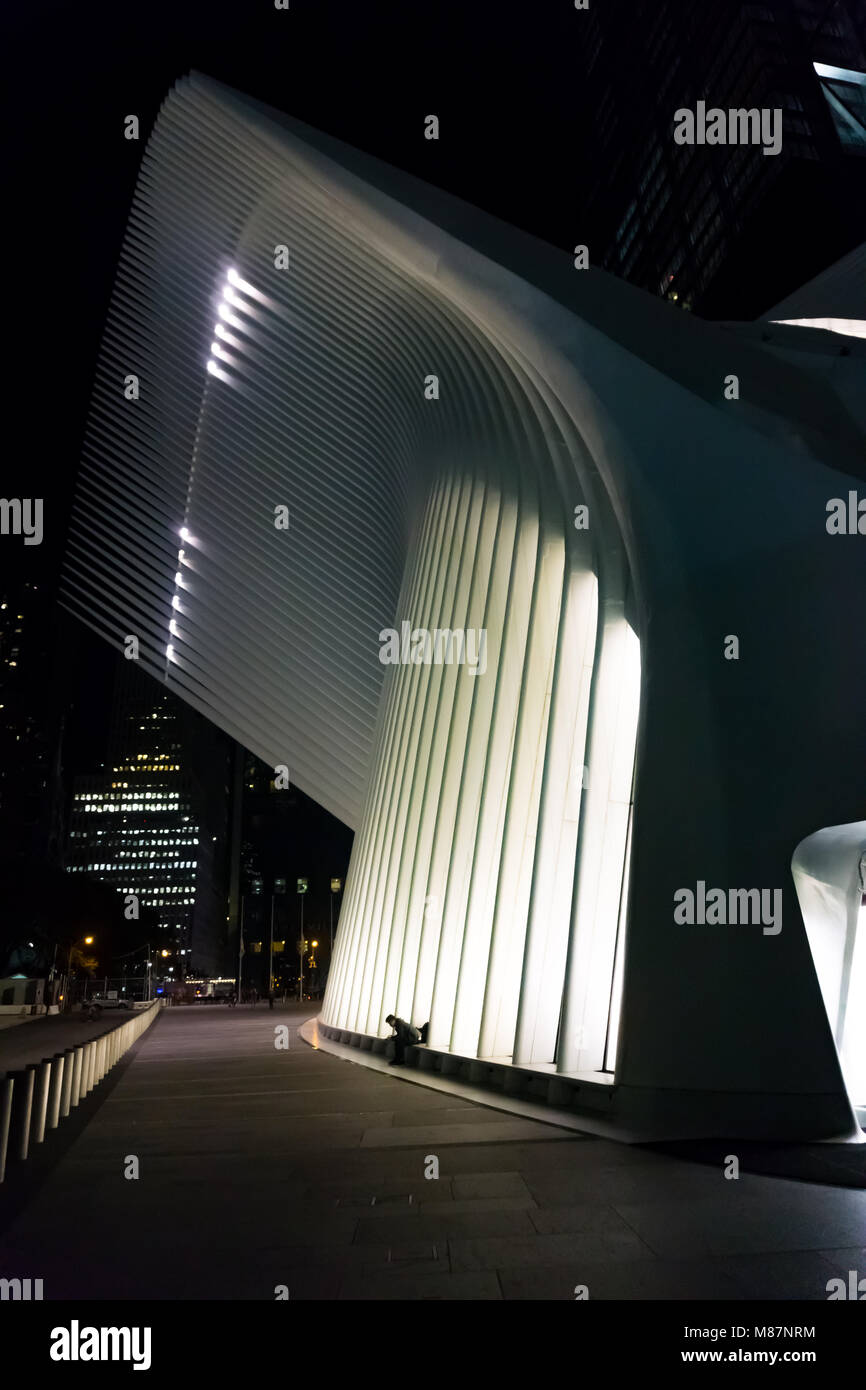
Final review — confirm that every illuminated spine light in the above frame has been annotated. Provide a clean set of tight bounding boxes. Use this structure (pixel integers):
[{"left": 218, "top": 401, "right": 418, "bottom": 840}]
[{"left": 61, "top": 73, "right": 866, "bottom": 1138}]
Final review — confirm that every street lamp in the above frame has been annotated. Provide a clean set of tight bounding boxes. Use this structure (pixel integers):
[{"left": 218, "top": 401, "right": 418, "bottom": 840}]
[
  {"left": 63, "top": 934, "right": 96, "bottom": 1011},
  {"left": 269, "top": 877, "right": 286, "bottom": 998},
  {"left": 330, "top": 877, "right": 342, "bottom": 958},
  {"left": 297, "top": 878, "right": 308, "bottom": 1000}
]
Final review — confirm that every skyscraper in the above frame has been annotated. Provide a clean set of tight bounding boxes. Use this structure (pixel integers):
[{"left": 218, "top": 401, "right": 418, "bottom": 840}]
[
  {"left": 0, "top": 580, "right": 65, "bottom": 876},
  {"left": 578, "top": 0, "right": 866, "bottom": 318},
  {"left": 66, "top": 660, "right": 232, "bottom": 976}
]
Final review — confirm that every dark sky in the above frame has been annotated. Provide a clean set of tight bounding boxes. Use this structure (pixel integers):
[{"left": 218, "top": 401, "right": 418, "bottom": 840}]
[
  {"left": 3, "top": 0, "right": 590, "bottom": 775},
  {"left": 4, "top": 0, "right": 586, "bottom": 567}
]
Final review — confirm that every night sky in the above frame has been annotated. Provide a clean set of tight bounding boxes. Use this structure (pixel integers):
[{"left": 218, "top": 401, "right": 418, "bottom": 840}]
[
  {"left": 6, "top": 0, "right": 586, "bottom": 552},
  {"left": 3, "top": 0, "right": 590, "bottom": 773}
]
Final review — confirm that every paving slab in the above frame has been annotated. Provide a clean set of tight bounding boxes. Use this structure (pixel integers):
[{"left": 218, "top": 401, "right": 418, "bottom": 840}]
[
  {"left": 449, "top": 1228, "right": 656, "bottom": 1271},
  {"left": 497, "top": 1258, "right": 747, "bottom": 1301},
  {"left": 351, "top": 1208, "right": 538, "bottom": 1244},
  {"left": 452, "top": 1171, "right": 533, "bottom": 1199},
  {"left": 612, "top": 1187, "right": 866, "bottom": 1259},
  {"left": 337, "top": 1268, "right": 502, "bottom": 1300}
]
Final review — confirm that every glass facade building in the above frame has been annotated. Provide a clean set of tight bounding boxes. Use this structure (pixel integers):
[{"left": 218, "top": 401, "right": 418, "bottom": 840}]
[
  {"left": 66, "top": 664, "right": 230, "bottom": 976},
  {"left": 578, "top": 0, "right": 866, "bottom": 318}
]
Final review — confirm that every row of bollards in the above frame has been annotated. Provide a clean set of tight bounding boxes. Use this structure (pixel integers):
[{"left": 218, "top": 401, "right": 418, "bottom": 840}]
[{"left": 0, "top": 1002, "right": 162, "bottom": 1184}]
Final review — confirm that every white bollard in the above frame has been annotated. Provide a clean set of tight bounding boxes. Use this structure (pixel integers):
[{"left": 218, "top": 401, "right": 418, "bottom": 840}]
[
  {"left": 0, "top": 1076, "right": 14, "bottom": 1184},
  {"left": 71, "top": 1046, "right": 84, "bottom": 1108},
  {"left": 60, "top": 1049, "right": 74, "bottom": 1118},
  {"left": 48, "top": 1054, "right": 65, "bottom": 1129},
  {"left": 33, "top": 1059, "right": 52, "bottom": 1144},
  {"left": 14, "top": 1068, "right": 36, "bottom": 1160}
]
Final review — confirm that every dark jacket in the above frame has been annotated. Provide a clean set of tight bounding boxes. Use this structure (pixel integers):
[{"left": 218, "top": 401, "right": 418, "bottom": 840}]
[{"left": 391, "top": 1017, "right": 420, "bottom": 1043}]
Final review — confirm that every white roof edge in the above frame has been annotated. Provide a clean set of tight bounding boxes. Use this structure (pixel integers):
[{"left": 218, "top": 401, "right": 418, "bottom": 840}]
[{"left": 762, "top": 241, "right": 866, "bottom": 321}]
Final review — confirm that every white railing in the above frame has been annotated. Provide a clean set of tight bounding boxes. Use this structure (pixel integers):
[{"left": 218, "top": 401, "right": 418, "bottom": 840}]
[{"left": 0, "top": 1000, "right": 163, "bottom": 1183}]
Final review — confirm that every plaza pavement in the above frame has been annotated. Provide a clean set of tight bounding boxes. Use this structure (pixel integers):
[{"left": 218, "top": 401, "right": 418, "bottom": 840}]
[{"left": 0, "top": 1003, "right": 863, "bottom": 1300}]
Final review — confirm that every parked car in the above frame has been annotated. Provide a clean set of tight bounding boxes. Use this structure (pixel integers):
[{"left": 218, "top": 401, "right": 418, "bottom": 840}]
[{"left": 87, "top": 995, "right": 133, "bottom": 1012}]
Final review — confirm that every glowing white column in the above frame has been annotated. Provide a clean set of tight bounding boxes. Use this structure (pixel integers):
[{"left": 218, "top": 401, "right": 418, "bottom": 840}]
[{"left": 558, "top": 615, "right": 641, "bottom": 1074}]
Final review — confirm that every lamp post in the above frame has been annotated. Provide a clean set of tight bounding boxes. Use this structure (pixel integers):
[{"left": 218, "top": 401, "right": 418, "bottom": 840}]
[
  {"left": 62, "top": 934, "right": 95, "bottom": 1011},
  {"left": 268, "top": 877, "right": 285, "bottom": 997},
  {"left": 268, "top": 894, "right": 274, "bottom": 999},
  {"left": 297, "top": 878, "right": 308, "bottom": 1001},
  {"left": 237, "top": 896, "right": 245, "bottom": 1002},
  {"left": 329, "top": 877, "right": 342, "bottom": 958}
]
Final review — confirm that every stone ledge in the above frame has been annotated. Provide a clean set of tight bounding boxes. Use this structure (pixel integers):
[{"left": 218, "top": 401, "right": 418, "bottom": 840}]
[{"left": 317, "top": 1021, "right": 615, "bottom": 1119}]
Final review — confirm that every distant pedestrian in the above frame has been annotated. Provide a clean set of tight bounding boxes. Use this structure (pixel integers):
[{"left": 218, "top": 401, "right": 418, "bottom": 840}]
[
  {"left": 385, "top": 1014, "right": 420, "bottom": 1066},
  {"left": 268, "top": 990, "right": 275, "bottom": 1010}
]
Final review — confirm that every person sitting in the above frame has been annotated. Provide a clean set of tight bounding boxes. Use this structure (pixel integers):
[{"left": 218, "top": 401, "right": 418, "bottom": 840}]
[{"left": 385, "top": 1014, "right": 420, "bottom": 1066}]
